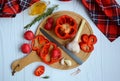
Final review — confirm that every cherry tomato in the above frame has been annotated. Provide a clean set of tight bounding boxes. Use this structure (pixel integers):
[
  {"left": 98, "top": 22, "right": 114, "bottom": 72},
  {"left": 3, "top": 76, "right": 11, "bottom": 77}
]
[
  {"left": 44, "top": 22, "right": 52, "bottom": 30},
  {"left": 21, "top": 43, "right": 31, "bottom": 54},
  {"left": 51, "top": 48, "right": 61, "bottom": 59},
  {"left": 24, "top": 30, "right": 34, "bottom": 40},
  {"left": 47, "top": 17, "right": 54, "bottom": 24},
  {"left": 34, "top": 65, "right": 45, "bottom": 76},
  {"left": 44, "top": 17, "right": 54, "bottom": 30}
]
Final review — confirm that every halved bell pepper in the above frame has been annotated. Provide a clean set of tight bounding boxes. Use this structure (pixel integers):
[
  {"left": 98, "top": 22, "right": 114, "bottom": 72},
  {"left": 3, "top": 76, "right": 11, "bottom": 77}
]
[{"left": 55, "top": 15, "right": 78, "bottom": 39}]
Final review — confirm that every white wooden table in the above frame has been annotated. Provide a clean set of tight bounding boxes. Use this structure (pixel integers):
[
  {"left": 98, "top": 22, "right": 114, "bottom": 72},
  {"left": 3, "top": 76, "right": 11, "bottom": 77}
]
[{"left": 0, "top": 0, "right": 120, "bottom": 81}]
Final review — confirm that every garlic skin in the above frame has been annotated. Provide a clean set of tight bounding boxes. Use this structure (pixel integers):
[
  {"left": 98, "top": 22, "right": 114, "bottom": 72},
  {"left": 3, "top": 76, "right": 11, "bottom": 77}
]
[{"left": 64, "top": 60, "right": 72, "bottom": 66}]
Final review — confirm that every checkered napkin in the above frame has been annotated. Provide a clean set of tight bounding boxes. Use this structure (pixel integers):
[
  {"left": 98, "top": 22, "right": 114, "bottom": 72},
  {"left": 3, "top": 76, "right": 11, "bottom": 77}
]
[
  {"left": 0, "top": 0, "right": 39, "bottom": 17},
  {"left": 82, "top": 0, "right": 120, "bottom": 42}
]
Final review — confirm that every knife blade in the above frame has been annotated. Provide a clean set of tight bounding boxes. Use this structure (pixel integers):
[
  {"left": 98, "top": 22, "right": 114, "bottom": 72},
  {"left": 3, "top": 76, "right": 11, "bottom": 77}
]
[{"left": 40, "top": 28, "right": 83, "bottom": 65}]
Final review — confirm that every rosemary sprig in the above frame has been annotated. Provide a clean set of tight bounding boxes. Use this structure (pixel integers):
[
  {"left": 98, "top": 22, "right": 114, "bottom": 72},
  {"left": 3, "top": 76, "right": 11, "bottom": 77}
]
[
  {"left": 41, "top": 75, "right": 50, "bottom": 79},
  {"left": 24, "top": 5, "right": 58, "bottom": 29}
]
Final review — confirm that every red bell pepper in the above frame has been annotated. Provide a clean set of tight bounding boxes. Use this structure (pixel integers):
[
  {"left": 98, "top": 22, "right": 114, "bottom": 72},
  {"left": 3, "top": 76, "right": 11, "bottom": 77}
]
[
  {"left": 34, "top": 65, "right": 45, "bottom": 76},
  {"left": 32, "top": 35, "right": 62, "bottom": 64},
  {"left": 39, "top": 42, "right": 61, "bottom": 64},
  {"left": 79, "top": 34, "right": 97, "bottom": 53},
  {"left": 55, "top": 15, "right": 78, "bottom": 39},
  {"left": 31, "top": 35, "right": 49, "bottom": 52}
]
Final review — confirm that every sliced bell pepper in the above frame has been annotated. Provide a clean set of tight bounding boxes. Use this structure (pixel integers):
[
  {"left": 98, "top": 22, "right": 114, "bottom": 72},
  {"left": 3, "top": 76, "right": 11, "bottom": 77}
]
[
  {"left": 34, "top": 65, "right": 45, "bottom": 76},
  {"left": 88, "top": 34, "right": 97, "bottom": 45},
  {"left": 55, "top": 15, "right": 78, "bottom": 39},
  {"left": 79, "top": 42, "right": 94, "bottom": 53},
  {"left": 32, "top": 35, "right": 62, "bottom": 64},
  {"left": 39, "top": 42, "right": 61, "bottom": 64},
  {"left": 79, "top": 34, "right": 97, "bottom": 53},
  {"left": 31, "top": 35, "right": 49, "bottom": 52},
  {"left": 81, "top": 34, "right": 89, "bottom": 43}
]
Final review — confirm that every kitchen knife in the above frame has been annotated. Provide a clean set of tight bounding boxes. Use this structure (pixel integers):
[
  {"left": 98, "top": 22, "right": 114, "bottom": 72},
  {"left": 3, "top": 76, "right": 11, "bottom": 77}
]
[{"left": 40, "top": 28, "right": 83, "bottom": 65}]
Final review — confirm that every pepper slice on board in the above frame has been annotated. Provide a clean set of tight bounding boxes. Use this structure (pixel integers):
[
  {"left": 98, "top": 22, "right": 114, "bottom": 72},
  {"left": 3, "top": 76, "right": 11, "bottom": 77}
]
[
  {"left": 31, "top": 35, "right": 49, "bottom": 52},
  {"left": 79, "top": 42, "right": 94, "bottom": 53},
  {"left": 39, "top": 42, "right": 61, "bottom": 64},
  {"left": 88, "top": 34, "right": 97, "bottom": 45},
  {"left": 55, "top": 15, "right": 78, "bottom": 39},
  {"left": 79, "top": 34, "right": 97, "bottom": 53}
]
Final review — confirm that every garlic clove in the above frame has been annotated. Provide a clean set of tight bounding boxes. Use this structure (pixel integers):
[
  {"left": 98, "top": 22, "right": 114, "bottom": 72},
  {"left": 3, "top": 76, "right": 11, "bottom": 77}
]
[
  {"left": 64, "top": 60, "right": 72, "bottom": 66},
  {"left": 60, "top": 58, "right": 65, "bottom": 65}
]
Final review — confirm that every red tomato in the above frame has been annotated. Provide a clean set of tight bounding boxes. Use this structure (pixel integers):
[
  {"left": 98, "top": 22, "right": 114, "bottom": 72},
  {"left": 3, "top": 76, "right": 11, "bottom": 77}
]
[
  {"left": 34, "top": 65, "right": 45, "bottom": 76},
  {"left": 21, "top": 43, "right": 31, "bottom": 54},
  {"left": 47, "top": 17, "right": 54, "bottom": 24},
  {"left": 44, "top": 22, "right": 52, "bottom": 30},
  {"left": 44, "top": 17, "right": 54, "bottom": 30},
  {"left": 24, "top": 30, "right": 34, "bottom": 40},
  {"left": 51, "top": 48, "right": 61, "bottom": 59}
]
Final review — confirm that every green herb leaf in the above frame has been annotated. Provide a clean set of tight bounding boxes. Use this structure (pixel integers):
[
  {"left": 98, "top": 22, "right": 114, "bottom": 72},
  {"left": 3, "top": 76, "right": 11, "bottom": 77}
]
[
  {"left": 24, "top": 5, "right": 58, "bottom": 30},
  {"left": 41, "top": 75, "right": 50, "bottom": 79}
]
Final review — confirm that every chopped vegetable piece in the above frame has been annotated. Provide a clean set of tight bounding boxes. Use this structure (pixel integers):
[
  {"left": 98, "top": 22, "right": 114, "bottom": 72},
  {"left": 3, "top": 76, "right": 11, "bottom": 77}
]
[
  {"left": 39, "top": 42, "right": 61, "bottom": 64},
  {"left": 55, "top": 15, "right": 77, "bottom": 39},
  {"left": 31, "top": 35, "right": 49, "bottom": 52},
  {"left": 88, "top": 34, "right": 97, "bottom": 45},
  {"left": 81, "top": 34, "right": 89, "bottom": 43},
  {"left": 34, "top": 65, "right": 45, "bottom": 76},
  {"left": 31, "top": 35, "right": 62, "bottom": 64},
  {"left": 79, "top": 34, "right": 97, "bottom": 53},
  {"left": 79, "top": 42, "right": 94, "bottom": 53}
]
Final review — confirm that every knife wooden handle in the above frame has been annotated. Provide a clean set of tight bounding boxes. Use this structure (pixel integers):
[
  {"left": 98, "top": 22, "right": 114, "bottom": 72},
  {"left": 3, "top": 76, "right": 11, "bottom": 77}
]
[{"left": 11, "top": 51, "right": 41, "bottom": 72}]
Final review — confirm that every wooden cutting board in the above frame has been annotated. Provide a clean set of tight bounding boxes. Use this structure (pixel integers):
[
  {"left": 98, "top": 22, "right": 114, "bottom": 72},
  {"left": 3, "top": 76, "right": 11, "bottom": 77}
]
[{"left": 11, "top": 11, "right": 93, "bottom": 73}]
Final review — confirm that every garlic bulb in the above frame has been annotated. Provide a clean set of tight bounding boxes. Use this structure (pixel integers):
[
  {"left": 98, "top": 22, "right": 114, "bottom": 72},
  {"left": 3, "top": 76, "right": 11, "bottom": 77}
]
[{"left": 66, "top": 19, "right": 86, "bottom": 54}]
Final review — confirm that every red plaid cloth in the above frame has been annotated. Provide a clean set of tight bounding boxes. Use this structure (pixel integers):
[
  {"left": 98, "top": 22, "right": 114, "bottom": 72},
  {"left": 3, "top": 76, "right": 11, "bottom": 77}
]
[
  {"left": 82, "top": 0, "right": 120, "bottom": 42},
  {"left": 0, "top": 0, "right": 39, "bottom": 17}
]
